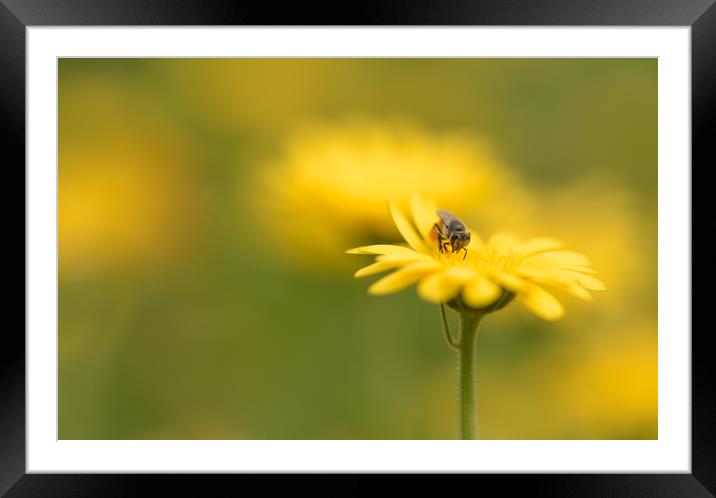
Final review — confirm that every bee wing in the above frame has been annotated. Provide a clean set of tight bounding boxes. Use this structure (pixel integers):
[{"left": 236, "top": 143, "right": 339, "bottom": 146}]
[{"left": 436, "top": 209, "right": 457, "bottom": 225}]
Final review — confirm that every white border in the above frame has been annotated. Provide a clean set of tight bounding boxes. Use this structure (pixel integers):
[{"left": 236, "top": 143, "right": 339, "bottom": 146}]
[{"left": 27, "top": 27, "right": 691, "bottom": 473}]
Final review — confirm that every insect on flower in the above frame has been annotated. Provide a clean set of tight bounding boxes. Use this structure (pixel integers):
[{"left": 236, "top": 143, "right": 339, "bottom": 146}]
[
  {"left": 349, "top": 194, "right": 605, "bottom": 321},
  {"left": 431, "top": 209, "right": 471, "bottom": 260}
]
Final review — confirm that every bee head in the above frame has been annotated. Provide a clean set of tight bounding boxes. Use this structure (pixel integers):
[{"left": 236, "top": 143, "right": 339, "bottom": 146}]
[{"left": 450, "top": 232, "right": 471, "bottom": 252}]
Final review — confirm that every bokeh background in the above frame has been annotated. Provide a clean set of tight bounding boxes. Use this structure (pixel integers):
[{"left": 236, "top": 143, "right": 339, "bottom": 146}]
[{"left": 59, "top": 58, "right": 657, "bottom": 439}]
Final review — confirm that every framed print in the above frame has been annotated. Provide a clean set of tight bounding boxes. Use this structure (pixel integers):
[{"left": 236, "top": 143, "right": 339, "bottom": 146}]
[{"left": 4, "top": 0, "right": 709, "bottom": 494}]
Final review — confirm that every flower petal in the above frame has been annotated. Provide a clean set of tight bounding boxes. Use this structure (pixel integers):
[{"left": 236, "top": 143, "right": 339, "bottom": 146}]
[
  {"left": 368, "top": 262, "right": 439, "bottom": 295},
  {"left": 462, "top": 276, "right": 501, "bottom": 308},
  {"left": 346, "top": 244, "right": 420, "bottom": 257},
  {"left": 520, "top": 284, "right": 565, "bottom": 321},
  {"left": 491, "top": 271, "right": 529, "bottom": 293},
  {"left": 521, "top": 251, "right": 592, "bottom": 268},
  {"left": 514, "top": 238, "right": 563, "bottom": 257},
  {"left": 543, "top": 281, "right": 593, "bottom": 301},
  {"left": 376, "top": 251, "right": 435, "bottom": 265},
  {"left": 417, "top": 267, "right": 474, "bottom": 303},
  {"left": 389, "top": 201, "right": 429, "bottom": 253},
  {"left": 410, "top": 193, "right": 439, "bottom": 241},
  {"left": 576, "top": 273, "right": 606, "bottom": 290},
  {"left": 513, "top": 266, "right": 594, "bottom": 301},
  {"left": 354, "top": 260, "right": 404, "bottom": 278},
  {"left": 488, "top": 232, "right": 521, "bottom": 254},
  {"left": 557, "top": 264, "right": 598, "bottom": 275}
]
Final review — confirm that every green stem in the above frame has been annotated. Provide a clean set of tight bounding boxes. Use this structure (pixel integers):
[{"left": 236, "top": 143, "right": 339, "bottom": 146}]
[
  {"left": 458, "top": 312, "right": 484, "bottom": 440},
  {"left": 439, "top": 303, "right": 459, "bottom": 350}
]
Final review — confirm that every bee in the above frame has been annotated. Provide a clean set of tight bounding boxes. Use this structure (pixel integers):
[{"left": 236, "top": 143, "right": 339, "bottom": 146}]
[{"left": 431, "top": 209, "right": 471, "bottom": 260}]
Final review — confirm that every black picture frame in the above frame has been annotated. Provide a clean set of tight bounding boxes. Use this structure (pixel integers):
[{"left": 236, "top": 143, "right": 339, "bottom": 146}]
[{"left": 3, "top": 0, "right": 707, "bottom": 494}]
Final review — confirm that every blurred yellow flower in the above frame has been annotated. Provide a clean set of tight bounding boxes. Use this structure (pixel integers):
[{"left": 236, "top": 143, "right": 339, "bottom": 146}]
[
  {"left": 59, "top": 156, "right": 194, "bottom": 277},
  {"left": 59, "top": 141, "right": 200, "bottom": 279},
  {"left": 544, "top": 317, "right": 658, "bottom": 438},
  {"left": 348, "top": 194, "right": 604, "bottom": 321},
  {"left": 249, "top": 120, "right": 523, "bottom": 267},
  {"left": 59, "top": 71, "right": 202, "bottom": 280},
  {"left": 529, "top": 182, "right": 652, "bottom": 311}
]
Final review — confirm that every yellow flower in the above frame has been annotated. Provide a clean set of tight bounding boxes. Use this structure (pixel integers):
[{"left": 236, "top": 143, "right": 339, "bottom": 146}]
[
  {"left": 59, "top": 68, "right": 202, "bottom": 279},
  {"left": 348, "top": 194, "right": 605, "bottom": 321},
  {"left": 249, "top": 120, "right": 520, "bottom": 267}
]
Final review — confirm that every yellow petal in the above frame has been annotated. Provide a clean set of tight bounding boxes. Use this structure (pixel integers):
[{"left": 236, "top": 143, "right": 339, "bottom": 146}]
[
  {"left": 514, "top": 266, "right": 594, "bottom": 301},
  {"left": 346, "top": 244, "right": 420, "bottom": 257},
  {"left": 514, "top": 266, "right": 588, "bottom": 284},
  {"left": 354, "top": 260, "right": 404, "bottom": 278},
  {"left": 558, "top": 264, "right": 598, "bottom": 275},
  {"left": 521, "top": 251, "right": 592, "bottom": 268},
  {"left": 410, "top": 193, "right": 439, "bottom": 241},
  {"left": 514, "top": 238, "right": 563, "bottom": 257},
  {"left": 368, "top": 262, "right": 439, "bottom": 295},
  {"left": 491, "top": 271, "right": 528, "bottom": 293},
  {"left": 565, "top": 285, "right": 593, "bottom": 300},
  {"left": 462, "top": 276, "right": 501, "bottom": 308},
  {"left": 389, "top": 201, "right": 429, "bottom": 253},
  {"left": 576, "top": 273, "right": 606, "bottom": 290},
  {"left": 514, "top": 266, "right": 560, "bottom": 279},
  {"left": 376, "top": 251, "right": 435, "bottom": 265},
  {"left": 488, "top": 232, "right": 520, "bottom": 254},
  {"left": 417, "top": 267, "right": 474, "bottom": 303},
  {"left": 521, "top": 284, "right": 565, "bottom": 321}
]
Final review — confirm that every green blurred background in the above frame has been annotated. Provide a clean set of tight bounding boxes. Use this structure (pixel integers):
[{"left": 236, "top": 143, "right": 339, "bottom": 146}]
[{"left": 59, "top": 58, "right": 657, "bottom": 439}]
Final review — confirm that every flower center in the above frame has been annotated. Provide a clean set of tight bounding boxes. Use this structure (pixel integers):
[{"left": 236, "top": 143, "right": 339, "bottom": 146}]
[{"left": 435, "top": 245, "right": 523, "bottom": 271}]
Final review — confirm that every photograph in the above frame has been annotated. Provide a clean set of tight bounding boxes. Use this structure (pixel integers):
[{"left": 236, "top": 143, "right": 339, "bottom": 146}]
[{"left": 57, "top": 57, "right": 658, "bottom": 441}]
